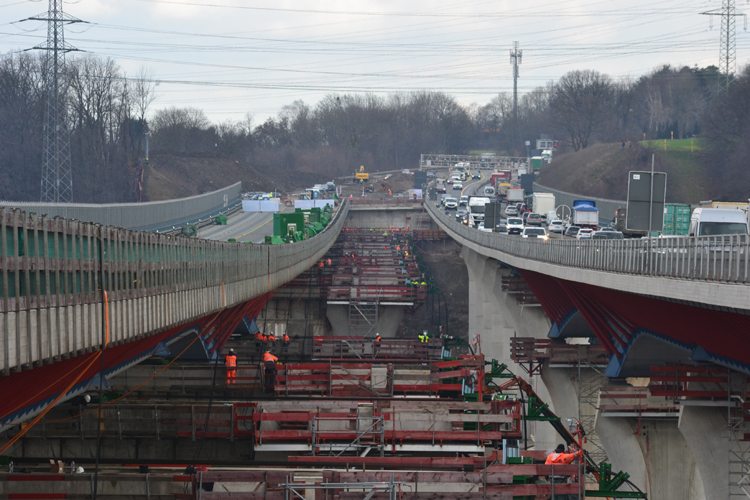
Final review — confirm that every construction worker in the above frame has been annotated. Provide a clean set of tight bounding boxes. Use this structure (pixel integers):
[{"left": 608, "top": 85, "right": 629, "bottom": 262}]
[
  {"left": 225, "top": 349, "right": 237, "bottom": 385},
  {"left": 545, "top": 444, "right": 582, "bottom": 465},
  {"left": 373, "top": 334, "right": 382, "bottom": 357},
  {"left": 254, "top": 331, "right": 264, "bottom": 350},
  {"left": 318, "top": 260, "right": 324, "bottom": 269},
  {"left": 326, "top": 258, "right": 332, "bottom": 266},
  {"left": 267, "top": 332, "right": 277, "bottom": 348},
  {"left": 545, "top": 444, "right": 581, "bottom": 499},
  {"left": 263, "top": 350, "right": 278, "bottom": 364},
  {"left": 283, "top": 333, "right": 290, "bottom": 352},
  {"left": 262, "top": 350, "right": 279, "bottom": 392},
  {"left": 418, "top": 330, "right": 430, "bottom": 343}
]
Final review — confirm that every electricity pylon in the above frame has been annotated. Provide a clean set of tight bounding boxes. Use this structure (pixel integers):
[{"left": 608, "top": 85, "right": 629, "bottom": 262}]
[
  {"left": 702, "top": 0, "right": 747, "bottom": 93},
  {"left": 27, "top": 0, "right": 83, "bottom": 203}
]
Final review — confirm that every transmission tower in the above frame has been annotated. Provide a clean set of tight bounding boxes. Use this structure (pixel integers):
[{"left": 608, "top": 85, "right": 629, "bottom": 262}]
[
  {"left": 27, "top": 0, "right": 83, "bottom": 203},
  {"left": 509, "top": 42, "right": 522, "bottom": 150},
  {"left": 702, "top": 0, "right": 747, "bottom": 93}
]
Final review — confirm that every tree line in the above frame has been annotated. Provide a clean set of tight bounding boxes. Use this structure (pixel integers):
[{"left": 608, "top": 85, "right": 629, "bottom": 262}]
[{"left": 0, "top": 49, "right": 746, "bottom": 201}]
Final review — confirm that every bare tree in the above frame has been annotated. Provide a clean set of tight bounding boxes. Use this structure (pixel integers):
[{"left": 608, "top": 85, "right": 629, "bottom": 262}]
[{"left": 550, "top": 70, "right": 615, "bottom": 150}]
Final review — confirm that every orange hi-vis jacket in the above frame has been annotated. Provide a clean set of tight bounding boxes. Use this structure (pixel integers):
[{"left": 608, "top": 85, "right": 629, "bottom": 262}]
[
  {"left": 263, "top": 352, "right": 278, "bottom": 363},
  {"left": 545, "top": 450, "right": 581, "bottom": 465},
  {"left": 225, "top": 354, "right": 237, "bottom": 369}
]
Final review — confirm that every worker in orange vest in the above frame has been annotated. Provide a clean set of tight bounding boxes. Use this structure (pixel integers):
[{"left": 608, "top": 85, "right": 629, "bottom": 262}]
[
  {"left": 283, "top": 334, "right": 290, "bottom": 352},
  {"left": 267, "top": 332, "right": 277, "bottom": 348},
  {"left": 545, "top": 444, "right": 582, "bottom": 465},
  {"left": 263, "top": 351, "right": 278, "bottom": 364},
  {"left": 326, "top": 258, "right": 332, "bottom": 266},
  {"left": 254, "top": 331, "right": 264, "bottom": 349},
  {"left": 374, "top": 334, "right": 382, "bottom": 357},
  {"left": 225, "top": 349, "right": 237, "bottom": 385}
]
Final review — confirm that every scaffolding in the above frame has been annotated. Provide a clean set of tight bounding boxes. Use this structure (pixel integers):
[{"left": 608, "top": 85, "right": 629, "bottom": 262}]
[
  {"left": 728, "top": 371, "right": 750, "bottom": 499},
  {"left": 349, "top": 300, "right": 379, "bottom": 337}
]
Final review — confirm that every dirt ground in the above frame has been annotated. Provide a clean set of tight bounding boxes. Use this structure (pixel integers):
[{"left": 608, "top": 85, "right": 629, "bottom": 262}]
[{"left": 399, "top": 240, "right": 469, "bottom": 342}]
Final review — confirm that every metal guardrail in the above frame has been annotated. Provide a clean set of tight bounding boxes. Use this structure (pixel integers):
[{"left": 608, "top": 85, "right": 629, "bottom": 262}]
[
  {"left": 0, "top": 200, "right": 349, "bottom": 373},
  {"left": 425, "top": 188, "right": 750, "bottom": 285}
]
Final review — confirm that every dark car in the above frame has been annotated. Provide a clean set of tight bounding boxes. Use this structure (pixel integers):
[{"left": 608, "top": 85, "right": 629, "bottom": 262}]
[
  {"left": 564, "top": 226, "right": 581, "bottom": 238},
  {"left": 472, "top": 172, "right": 481, "bottom": 179},
  {"left": 592, "top": 230, "right": 624, "bottom": 240},
  {"left": 526, "top": 213, "right": 542, "bottom": 226},
  {"left": 516, "top": 202, "right": 527, "bottom": 213},
  {"left": 522, "top": 211, "right": 531, "bottom": 224}
]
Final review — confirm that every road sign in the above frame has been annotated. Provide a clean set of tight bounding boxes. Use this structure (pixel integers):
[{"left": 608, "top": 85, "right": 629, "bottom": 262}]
[
  {"left": 626, "top": 171, "right": 667, "bottom": 232},
  {"left": 555, "top": 205, "right": 571, "bottom": 222}
]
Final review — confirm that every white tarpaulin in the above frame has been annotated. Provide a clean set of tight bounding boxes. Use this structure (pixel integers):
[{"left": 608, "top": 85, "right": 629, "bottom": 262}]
[
  {"left": 408, "top": 189, "right": 423, "bottom": 200},
  {"left": 242, "top": 199, "right": 280, "bottom": 212},
  {"left": 294, "top": 199, "right": 335, "bottom": 210}
]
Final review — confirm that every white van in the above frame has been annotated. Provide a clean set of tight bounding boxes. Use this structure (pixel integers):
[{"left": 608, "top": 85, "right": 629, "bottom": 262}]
[{"left": 689, "top": 208, "right": 749, "bottom": 237}]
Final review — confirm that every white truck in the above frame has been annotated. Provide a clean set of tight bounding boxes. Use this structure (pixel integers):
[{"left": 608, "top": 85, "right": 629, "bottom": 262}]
[
  {"left": 572, "top": 202, "right": 599, "bottom": 228},
  {"left": 532, "top": 193, "right": 555, "bottom": 216},
  {"left": 507, "top": 187, "right": 524, "bottom": 204},
  {"left": 468, "top": 196, "right": 492, "bottom": 227},
  {"left": 689, "top": 208, "right": 749, "bottom": 236}
]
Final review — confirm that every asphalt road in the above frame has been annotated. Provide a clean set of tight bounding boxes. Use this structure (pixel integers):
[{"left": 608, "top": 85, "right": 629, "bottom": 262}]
[{"left": 200, "top": 207, "right": 293, "bottom": 243}]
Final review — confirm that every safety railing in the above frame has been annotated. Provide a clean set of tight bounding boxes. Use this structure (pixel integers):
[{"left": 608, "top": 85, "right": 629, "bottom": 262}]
[
  {"left": 425, "top": 190, "right": 750, "bottom": 285},
  {"left": 0, "top": 200, "right": 349, "bottom": 374}
]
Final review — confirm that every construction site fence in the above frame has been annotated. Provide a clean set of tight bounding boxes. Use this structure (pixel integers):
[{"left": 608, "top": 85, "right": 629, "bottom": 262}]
[
  {"left": 427, "top": 186, "right": 750, "bottom": 285},
  {"left": 0, "top": 182, "right": 242, "bottom": 232},
  {"left": 0, "top": 200, "right": 349, "bottom": 374}
]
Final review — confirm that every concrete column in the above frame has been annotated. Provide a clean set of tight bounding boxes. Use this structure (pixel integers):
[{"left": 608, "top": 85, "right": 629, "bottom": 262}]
[
  {"left": 594, "top": 416, "right": 648, "bottom": 492},
  {"left": 460, "top": 246, "right": 557, "bottom": 451},
  {"left": 325, "top": 304, "right": 404, "bottom": 338},
  {"left": 679, "top": 405, "right": 727, "bottom": 500}
]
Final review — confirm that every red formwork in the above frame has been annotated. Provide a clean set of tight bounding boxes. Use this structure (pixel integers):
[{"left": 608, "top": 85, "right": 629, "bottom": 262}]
[
  {"left": 310, "top": 337, "right": 443, "bottom": 361},
  {"left": 272, "top": 355, "right": 485, "bottom": 397},
  {"left": 510, "top": 337, "right": 609, "bottom": 375},
  {"left": 250, "top": 399, "right": 523, "bottom": 449}
]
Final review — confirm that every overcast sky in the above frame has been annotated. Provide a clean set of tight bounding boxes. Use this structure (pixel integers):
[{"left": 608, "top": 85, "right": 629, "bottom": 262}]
[{"left": 2, "top": 0, "right": 748, "bottom": 125}]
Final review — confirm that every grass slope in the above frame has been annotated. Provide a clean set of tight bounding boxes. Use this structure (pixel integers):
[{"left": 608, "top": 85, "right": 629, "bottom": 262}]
[{"left": 537, "top": 141, "right": 710, "bottom": 204}]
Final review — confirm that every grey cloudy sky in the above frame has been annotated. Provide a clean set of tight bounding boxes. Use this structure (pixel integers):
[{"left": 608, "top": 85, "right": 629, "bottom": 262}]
[{"left": 1, "top": 0, "right": 748, "bottom": 124}]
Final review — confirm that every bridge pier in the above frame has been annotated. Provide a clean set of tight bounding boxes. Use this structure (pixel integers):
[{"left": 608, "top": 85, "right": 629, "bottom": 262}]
[
  {"left": 325, "top": 304, "right": 404, "bottom": 338},
  {"left": 679, "top": 405, "right": 727, "bottom": 500},
  {"left": 461, "top": 246, "right": 558, "bottom": 451}
]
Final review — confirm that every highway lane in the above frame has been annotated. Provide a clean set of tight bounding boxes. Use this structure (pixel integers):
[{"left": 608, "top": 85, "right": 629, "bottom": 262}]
[{"left": 200, "top": 206, "right": 293, "bottom": 243}]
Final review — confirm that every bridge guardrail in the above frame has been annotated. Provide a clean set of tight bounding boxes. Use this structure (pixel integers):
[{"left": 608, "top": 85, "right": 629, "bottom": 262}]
[
  {"left": 0, "top": 200, "right": 349, "bottom": 374},
  {"left": 425, "top": 187, "right": 749, "bottom": 285}
]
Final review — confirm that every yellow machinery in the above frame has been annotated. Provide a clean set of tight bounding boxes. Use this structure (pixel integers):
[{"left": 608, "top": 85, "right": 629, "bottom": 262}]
[{"left": 355, "top": 165, "right": 369, "bottom": 182}]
